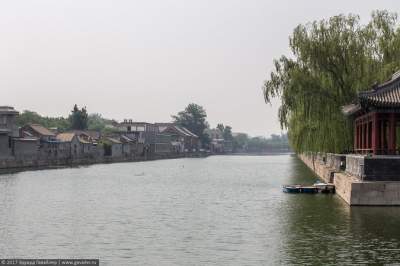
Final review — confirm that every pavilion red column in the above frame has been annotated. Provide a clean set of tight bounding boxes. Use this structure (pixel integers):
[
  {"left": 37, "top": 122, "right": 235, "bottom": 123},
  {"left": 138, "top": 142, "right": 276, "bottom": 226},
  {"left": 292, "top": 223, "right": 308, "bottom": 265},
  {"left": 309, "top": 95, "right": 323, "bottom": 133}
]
[
  {"left": 363, "top": 121, "right": 367, "bottom": 153},
  {"left": 366, "top": 119, "right": 370, "bottom": 153},
  {"left": 365, "top": 121, "right": 368, "bottom": 152},
  {"left": 381, "top": 118, "right": 385, "bottom": 154},
  {"left": 389, "top": 113, "right": 397, "bottom": 155},
  {"left": 371, "top": 113, "right": 379, "bottom": 155}
]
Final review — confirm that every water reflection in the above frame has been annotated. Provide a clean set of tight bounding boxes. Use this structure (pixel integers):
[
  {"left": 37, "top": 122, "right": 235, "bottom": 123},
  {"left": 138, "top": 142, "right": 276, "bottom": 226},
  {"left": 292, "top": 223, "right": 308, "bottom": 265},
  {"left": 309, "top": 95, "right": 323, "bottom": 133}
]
[
  {"left": 0, "top": 156, "right": 399, "bottom": 265},
  {"left": 282, "top": 157, "right": 400, "bottom": 265}
]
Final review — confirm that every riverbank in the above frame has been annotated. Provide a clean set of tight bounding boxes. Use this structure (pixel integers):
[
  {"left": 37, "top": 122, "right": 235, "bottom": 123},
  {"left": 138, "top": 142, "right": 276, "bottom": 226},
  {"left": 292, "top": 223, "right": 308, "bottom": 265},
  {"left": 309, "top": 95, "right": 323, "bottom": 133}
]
[
  {"left": 229, "top": 151, "right": 294, "bottom": 156},
  {"left": 0, "top": 152, "right": 209, "bottom": 175},
  {"left": 299, "top": 153, "right": 400, "bottom": 206},
  {"left": 0, "top": 152, "right": 293, "bottom": 175}
]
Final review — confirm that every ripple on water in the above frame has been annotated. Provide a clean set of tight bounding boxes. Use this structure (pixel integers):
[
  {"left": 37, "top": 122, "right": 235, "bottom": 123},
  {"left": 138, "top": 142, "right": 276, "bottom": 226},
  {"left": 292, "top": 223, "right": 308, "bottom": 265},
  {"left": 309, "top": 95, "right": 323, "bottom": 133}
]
[{"left": 0, "top": 155, "right": 400, "bottom": 265}]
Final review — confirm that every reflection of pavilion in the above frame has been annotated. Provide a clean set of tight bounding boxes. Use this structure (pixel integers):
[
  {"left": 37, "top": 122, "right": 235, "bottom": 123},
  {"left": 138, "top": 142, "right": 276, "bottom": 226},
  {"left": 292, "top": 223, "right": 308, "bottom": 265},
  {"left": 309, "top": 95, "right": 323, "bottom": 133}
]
[{"left": 343, "top": 71, "right": 400, "bottom": 155}]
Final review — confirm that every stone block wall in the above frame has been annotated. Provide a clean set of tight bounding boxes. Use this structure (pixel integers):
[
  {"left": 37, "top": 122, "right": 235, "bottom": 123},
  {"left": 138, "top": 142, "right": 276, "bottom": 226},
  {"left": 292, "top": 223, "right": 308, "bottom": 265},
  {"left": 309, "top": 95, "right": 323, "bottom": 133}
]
[
  {"left": 333, "top": 172, "right": 356, "bottom": 205},
  {"left": 298, "top": 153, "right": 334, "bottom": 183},
  {"left": 345, "top": 155, "right": 400, "bottom": 181},
  {"left": 351, "top": 181, "right": 400, "bottom": 205},
  {"left": 345, "top": 155, "right": 364, "bottom": 179},
  {"left": 363, "top": 157, "right": 400, "bottom": 181},
  {"left": 155, "top": 143, "right": 173, "bottom": 154},
  {"left": 111, "top": 144, "right": 123, "bottom": 158},
  {"left": 300, "top": 153, "right": 400, "bottom": 206},
  {"left": 13, "top": 139, "right": 39, "bottom": 160},
  {"left": 326, "top": 153, "right": 346, "bottom": 171}
]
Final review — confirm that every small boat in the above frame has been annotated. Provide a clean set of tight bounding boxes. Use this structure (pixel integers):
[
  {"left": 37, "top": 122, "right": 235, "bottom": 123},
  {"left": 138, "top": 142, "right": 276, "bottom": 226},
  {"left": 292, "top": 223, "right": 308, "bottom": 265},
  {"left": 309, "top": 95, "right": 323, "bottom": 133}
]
[
  {"left": 313, "top": 182, "right": 335, "bottom": 193},
  {"left": 282, "top": 185, "right": 301, "bottom": 193},
  {"left": 300, "top": 186, "right": 318, "bottom": 194},
  {"left": 283, "top": 183, "right": 334, "bottom": 194}
]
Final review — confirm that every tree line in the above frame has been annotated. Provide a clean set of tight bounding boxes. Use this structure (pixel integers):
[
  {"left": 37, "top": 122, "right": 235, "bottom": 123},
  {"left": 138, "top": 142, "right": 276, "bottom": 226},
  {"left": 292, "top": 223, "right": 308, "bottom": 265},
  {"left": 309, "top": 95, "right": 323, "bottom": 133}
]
[
  {"left": 263, "top": 10, "right": 400, "bottom": 153},
  {"left": 16, "top": 103, "right": 288, "bottom": 152},
  {"left": 16, "top": 104, "right": 116, "bottom": 133},
  {"left": 232, "top": 133, "right": 289, "bottom": 153},
  {"left": 169, "top": 103, "right": 289, "bottom": 152}
]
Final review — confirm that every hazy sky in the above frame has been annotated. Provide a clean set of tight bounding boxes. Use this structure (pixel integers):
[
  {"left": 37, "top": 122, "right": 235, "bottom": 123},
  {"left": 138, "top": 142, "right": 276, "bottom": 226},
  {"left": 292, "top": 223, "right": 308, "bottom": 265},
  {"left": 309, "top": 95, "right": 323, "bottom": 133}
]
[{"left": 1, "top": 1, "right": 399, "bottom": 136}]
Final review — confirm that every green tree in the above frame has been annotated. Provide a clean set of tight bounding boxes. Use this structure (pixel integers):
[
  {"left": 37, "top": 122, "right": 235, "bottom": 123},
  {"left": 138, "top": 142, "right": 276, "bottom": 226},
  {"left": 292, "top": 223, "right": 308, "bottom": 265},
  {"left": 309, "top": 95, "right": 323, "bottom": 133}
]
[
  {"left": 217, "top": 123, "right": 225, "bottom": 132},
  {"left": 263, "top": 11, "right": 400, "bottom": 153},
  {"left": 87, "top": 113, "right": 106, "bottom": 131},
  {"left": 17, "top": 108, "right": 117, "bottom": 133},
  {"left": 172, "top": 103, "right": 210, "bottom": 147},
  {"left": 223, "top": 125, "right": 233, "bottom": 141},
  {"left": 232, "top": 133, "right": 289, "bottom": 153},
  {"left": 16, "top": 110, "right": 70, "bottom": 131},
  {"left": 87, "top": 113, "right": 118, "bottom": 132},
  {"left": 216, "top": 123, "right": 233, "bottom": 140},
  {"left": 69, "top": 104, "right": 88, "bottom": 130},
  {"left": 233, "top": 133, "right": 249, "bottom": 152}
]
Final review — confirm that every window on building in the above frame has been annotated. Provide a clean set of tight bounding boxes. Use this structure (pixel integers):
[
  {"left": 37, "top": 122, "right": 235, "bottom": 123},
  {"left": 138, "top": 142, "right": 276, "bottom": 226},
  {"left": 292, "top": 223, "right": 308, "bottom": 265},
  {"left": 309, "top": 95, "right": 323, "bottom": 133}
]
[{"left": 1, "top": 116, "right": 7, "bottom": 126}]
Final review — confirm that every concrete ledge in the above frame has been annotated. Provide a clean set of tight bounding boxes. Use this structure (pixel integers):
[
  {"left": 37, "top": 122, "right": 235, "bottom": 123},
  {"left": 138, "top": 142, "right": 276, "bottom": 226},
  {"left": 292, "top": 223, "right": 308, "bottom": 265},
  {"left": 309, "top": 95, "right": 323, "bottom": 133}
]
[
  {"left": 350, "top": 181, "right": 400, "bottom": 205},
  {"left": 299, "top": 153, "right": 400, "bottom": 206},
  {"left": 333, "top": 172, "right": 358, "bottom": 205}
]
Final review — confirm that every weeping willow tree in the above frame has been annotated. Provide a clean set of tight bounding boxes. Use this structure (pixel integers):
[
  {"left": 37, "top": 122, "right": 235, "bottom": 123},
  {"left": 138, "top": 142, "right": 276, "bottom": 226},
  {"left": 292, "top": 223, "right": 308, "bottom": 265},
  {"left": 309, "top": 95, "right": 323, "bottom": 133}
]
[{"left": 263, "top": 11, "right": 400, "bottom": 153}]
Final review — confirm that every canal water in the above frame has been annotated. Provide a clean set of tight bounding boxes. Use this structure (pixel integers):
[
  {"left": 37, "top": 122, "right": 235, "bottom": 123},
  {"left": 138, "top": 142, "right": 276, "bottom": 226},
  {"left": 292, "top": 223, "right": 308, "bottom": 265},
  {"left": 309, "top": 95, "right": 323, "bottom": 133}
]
[{"left": 1, "top": 155, "right": 400, "bottom": 265}]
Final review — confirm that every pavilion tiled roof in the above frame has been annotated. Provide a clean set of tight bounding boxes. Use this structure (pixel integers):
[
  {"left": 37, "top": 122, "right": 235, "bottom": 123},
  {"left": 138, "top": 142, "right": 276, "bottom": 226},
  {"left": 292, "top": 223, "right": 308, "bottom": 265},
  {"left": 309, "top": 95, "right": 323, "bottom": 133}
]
[
  {"left": 359, "top": 76, "right": 400, "bottom": 108},
  {"left": 343, "top": 70, "right": 400, "bottom": 116}
]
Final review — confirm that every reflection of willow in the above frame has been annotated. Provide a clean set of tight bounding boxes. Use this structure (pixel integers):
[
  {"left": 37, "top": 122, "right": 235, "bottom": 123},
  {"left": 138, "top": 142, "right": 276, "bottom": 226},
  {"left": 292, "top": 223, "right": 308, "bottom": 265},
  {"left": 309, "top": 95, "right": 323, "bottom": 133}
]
[
  {"left": 287, "top": 155, "right": 319, "bottom": 184},
  {"left": 281, "top": 157, "right": 400, "bottom": 264},
  {"left": 281, "top": 157, "right": 350, "bottom": 265}
]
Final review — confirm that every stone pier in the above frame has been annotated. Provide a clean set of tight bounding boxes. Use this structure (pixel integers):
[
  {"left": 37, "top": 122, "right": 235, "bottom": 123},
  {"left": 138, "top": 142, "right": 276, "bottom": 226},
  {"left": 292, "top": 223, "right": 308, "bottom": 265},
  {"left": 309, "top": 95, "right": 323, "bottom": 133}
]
[{"left": 299, "top": 153, "right": 400, "bottom": 206}]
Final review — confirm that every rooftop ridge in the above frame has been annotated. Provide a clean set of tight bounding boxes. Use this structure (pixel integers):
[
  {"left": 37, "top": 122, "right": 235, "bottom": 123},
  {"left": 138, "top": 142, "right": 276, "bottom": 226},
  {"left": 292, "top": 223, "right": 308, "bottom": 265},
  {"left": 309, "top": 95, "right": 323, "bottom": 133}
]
[{"left": 393, "top": 70, "right": 400, "bottom": 81}]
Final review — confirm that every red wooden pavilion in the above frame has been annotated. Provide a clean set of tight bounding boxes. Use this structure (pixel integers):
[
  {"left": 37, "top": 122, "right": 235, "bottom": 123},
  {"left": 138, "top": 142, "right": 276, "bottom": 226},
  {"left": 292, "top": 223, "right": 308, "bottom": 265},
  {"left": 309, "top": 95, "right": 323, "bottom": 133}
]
[{"left": 343, "top": 71, "right": 400, "bottom": 155}]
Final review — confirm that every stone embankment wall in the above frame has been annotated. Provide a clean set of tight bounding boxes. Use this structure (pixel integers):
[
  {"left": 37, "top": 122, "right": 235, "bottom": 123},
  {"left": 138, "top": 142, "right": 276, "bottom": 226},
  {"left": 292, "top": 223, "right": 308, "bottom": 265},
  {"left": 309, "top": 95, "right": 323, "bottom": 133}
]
[
  {"left": 299, "top": 153, "right": 400, "bottom": 206},
  {"left": 0, "top": 152, "right": 208, "bottom": 174},
  {"left": 298, "top": 153, "right": 336, "bottom": 183}
]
